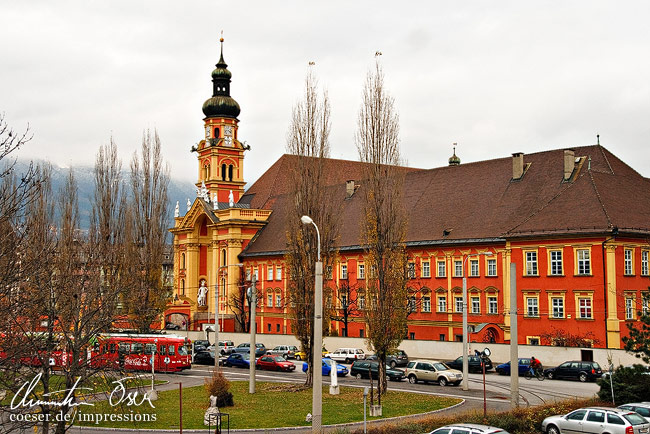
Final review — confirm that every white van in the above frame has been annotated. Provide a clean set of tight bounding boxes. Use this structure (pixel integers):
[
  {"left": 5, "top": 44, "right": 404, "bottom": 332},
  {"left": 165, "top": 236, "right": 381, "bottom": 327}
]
[{"left": 326, "top": 348, "right": 366, "bottom": 364}]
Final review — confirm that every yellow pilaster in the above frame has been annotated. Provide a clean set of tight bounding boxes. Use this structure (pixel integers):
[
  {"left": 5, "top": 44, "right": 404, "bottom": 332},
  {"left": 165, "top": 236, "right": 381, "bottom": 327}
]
[
  {"left": 503, "top": 244, "right": 512, "bottom": 341},
  {"left": 605, "top": 244, "right": 620, "bottom": 348},
  {"left": 186, "top": 240, "right": 199, "bottom": 307},
  {"left": 446, "top": 253, "right": 453, "bottom": 340}
]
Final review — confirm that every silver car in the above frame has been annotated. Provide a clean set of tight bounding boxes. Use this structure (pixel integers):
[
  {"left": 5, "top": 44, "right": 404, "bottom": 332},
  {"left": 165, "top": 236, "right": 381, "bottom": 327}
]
[
  {"left": 619, "top": 403, "right": 650, "bottom": 423},
  {"left": 542, "top": 407, "right": 650, "bottom": 434},
  {"left": 427, "top": 423, "right": 510, "bottom": 434}
]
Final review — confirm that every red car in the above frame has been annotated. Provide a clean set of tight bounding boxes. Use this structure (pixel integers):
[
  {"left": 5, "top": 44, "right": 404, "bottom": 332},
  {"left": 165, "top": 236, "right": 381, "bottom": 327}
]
[{"left": 256, "top": 355, "right": 296, "bottom": 372}]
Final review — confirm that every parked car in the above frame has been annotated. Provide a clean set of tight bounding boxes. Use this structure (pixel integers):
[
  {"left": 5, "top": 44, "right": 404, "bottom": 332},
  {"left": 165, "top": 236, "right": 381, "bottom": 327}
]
[
  {"left": 495, "top": 358, "right": 535, "bottom": 376},
  {"left": 233, "top": 343, "right": 267, "bottom": 357},
  {"left": 302, "top": 358, "right": 349, "bottom": 377},
  {"left": 164, "top": 322, "right": 181, "bottom": 330},
  {"left": 618, "top": 404, "right": 650, "bottom": 422},
  {"left": 366, "top": 350, "right": 409, "bottom": 368},
  {"left": 350, "top": 360, "right": 405, "bottom": 381},
  {"left": 193, "top": 350, "right": 223, "bottom": 366},
  {"left": 216, "top": 340, "right": 235, "bottom": 356},
  {"left": 446, "top": 355, "right": 493, "bottom": 373},
  {"left": 295, "top": 347, "right": 328, "bottom": 361},
  {"left": 326, "top": 348, "right": 366, "bottom": 364},
  {"left": 256, "top": 354, "right": 296, "bottom": 372},
  {"left": 404, "top": 360, "right": 462, "bottom": 386},
  {"left": 542, "top": 406, "right": 650, "bottom": 434},
  {"left": 544, "top": 361, "right": 602, "bottom": 382},
  {"left": 223, "top": 352, "right": 250, "bottom": 368},
  {"left": 267, "top": 345, "right": 299, "bottom": 359},
  {"left": 427, "top": 423, "right": 511, "bottom": 434},
  {"left": 193, "top": 340, "right": 210, "bottom": 352}
]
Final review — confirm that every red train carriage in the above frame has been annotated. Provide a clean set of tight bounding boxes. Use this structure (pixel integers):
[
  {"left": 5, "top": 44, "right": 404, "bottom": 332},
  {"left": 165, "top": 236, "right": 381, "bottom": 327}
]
[{"left": 90, "top": 333, "right": 192, "bottom": 372}]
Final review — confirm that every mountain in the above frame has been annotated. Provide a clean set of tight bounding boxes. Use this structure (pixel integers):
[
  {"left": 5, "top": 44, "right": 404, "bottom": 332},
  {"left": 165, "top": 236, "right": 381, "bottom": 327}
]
[{"left": 8, "top": 159, "right": 196, "bottom": 229}]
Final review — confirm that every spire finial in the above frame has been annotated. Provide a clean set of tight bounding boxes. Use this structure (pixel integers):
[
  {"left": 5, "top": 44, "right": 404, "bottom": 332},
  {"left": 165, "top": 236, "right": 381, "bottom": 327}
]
[
  {"left": 448, "top": 142, "right": 461, "bottom": 166},
  {"left": 597, "top": 134, "right": 600, "bottom": 145}
]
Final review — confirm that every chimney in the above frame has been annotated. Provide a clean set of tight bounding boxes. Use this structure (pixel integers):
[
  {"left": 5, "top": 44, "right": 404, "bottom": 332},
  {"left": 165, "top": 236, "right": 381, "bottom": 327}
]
[
  {"left": 512, "top": 152, "right": 524, "bottom": 179},
  {"left": 346, "top": 180, "right": 356, "bottom": 198},
  {"left": 563, "top": 149, "right": 575, "bottom": 181}
]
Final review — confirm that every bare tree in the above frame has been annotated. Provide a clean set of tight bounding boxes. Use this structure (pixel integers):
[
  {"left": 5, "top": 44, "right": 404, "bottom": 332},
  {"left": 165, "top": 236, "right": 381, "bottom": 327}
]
[
  {"left": 329, "top": 281, "right": 362, "bottom": 337},
  {"left": 356, "top": 59, "right": 409, "bottom": 398},
  {"left": 284, "top": 70, "right": 339, "bottom": 386},
  {"left": 123, "top": 130, "right": 171, "bottom": 332}
]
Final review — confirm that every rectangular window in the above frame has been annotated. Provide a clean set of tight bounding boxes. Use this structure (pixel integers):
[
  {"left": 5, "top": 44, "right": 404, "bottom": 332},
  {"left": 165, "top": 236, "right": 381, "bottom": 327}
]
[
  {"left": 341, "top": 295, "right": 348, "bottom": 308},
  {"left": 437, "top": 261, "right": 446, "bottom": 277},
  {"left": 550, "top": 250, "right": 563, "bottom": 275},
  {"left": 276, "top": 294, "right": 281, "bottom": 307},
  {"left": 267, "top": 266, "right": 273, "bottom": 281},
  {"left": 358, "top": 295, "right": 365, "bottom": 310},
  {"left": 626, "top": 297, "right": 635, "bottom": 320},
  {"left": 276, "top": 324, "right": 280, "bottom": 332},
  {"left": 360, "top": 329, "right": 365, "bottom": 338},
  {"left": 408, "top": 262, "right": 416, "bottom": 279},
  {"left": 526, "top": 297, "right": 539, "bottom": 317},
  {"left": 253, "top": 268, "right": 259, "bottom": 280},
  {"left": 579, "top": 297, "right": 593, "bottom": 319},
  {"left": 439, "top": 334, "right": 445, "bottom": 341},
  {"left": 488, "top": 296, "right": 498, "bottom": 314},
  {"left": 454, "top": 260, "right": 463, "bottom": 277},
  {"left": 455, "top": 296, "right": 463, "bottom": 313},
  {"left": 409, "top": 332, "right": 414, "bottom": 340},
  {"left": 422, "top": 261, "right": 430, "bottom": 278},
  {"left": 487, "top": 258, "right": 497, "bottom": 276},
  {"left": 422, "top": 296, "right": 431, "bottom": 313},
  {"left": 408, "top": 296, "right": 416, "bottom": 313},
  {"left": 642, "top": 251, "right": 649, "bottom": 276},
  {"left": 275, "top": 266, "right": 282, "bottom": 280},
  {"left": 341, "top": 265, "right": 348, "bottom": 280},
  {"left": 437, "top": 296, "right": 447, "bottom": 313},
  {"left": 267, "top": 323, "right": 271, "bottom": 332},
  {"left": 471, "top": 296, "right": 480, "bottom": 314},
  {"left": 642, "top": 296, "right": 648, "bottom": 316},
  {"left": 470, "top": 260, "right": 479, "bottom": 277},
  {"left": 267, "top": 294, "right": 273, "bottom": 307},
  {"left": 577, "top": 249, "right": 591, "bottom": 275},
  {"left": 525, "top": 251, "right": 538, "bottom": 276},
  {"left": 552, "top": 297, "right": 564, "bottom": 318},
  {"left": 325, "top": 266, "right": 333, "bottom": 280},
  {"left": 246, "top": 269, "right": 252, "bottom": 280},
  {"left": 624, "top": 249, "right": 633, "bottom": 275},
  {"left": 358, "top": 264, "right": 365, "bottom": 279}
]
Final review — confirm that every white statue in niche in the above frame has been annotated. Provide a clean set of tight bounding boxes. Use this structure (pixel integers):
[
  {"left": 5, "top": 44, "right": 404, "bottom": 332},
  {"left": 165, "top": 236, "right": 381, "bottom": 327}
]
[
  {"left": 197, "top": 279, "right": 208, "bottom": 307},
  {"left": 228, "top": 190, "right": 234, "bottom": 208}
]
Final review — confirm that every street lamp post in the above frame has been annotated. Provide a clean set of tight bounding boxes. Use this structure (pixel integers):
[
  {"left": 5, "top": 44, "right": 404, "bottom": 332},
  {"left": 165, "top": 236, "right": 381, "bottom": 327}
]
[
  {"left": 215, "top": 263, "right": 243, "bottom": 369},
  {"left": 301, "top": 215, "right": 323, "bottom": 434},
  {"left": 249, "top": 273, "right": 257, "bottom": 394},
  {"left": 462, "top": 252, "right": 491, "bottom": 391}
]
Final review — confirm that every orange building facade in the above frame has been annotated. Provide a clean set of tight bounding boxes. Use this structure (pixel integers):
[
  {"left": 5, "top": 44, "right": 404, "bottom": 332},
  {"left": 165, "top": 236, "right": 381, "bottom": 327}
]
[{"left": 164, "top": 42, "right": 650, "bottom": 349}]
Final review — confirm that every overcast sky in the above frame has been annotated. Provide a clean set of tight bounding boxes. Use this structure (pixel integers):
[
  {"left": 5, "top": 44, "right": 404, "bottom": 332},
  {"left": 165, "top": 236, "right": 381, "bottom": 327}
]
[{"left": 3, "top": 1, "right": 650, "bottom": 187}]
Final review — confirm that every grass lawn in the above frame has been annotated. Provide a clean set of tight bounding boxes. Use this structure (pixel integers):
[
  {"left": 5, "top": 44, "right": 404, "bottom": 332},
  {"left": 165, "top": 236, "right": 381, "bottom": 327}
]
[{"left": 76, "top": 381, "right": 461, "bottom": 430}]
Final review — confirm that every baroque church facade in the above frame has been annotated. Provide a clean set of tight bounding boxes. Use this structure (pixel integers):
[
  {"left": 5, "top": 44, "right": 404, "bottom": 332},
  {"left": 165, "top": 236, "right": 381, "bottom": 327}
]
[{"left": 164, "top": 42, "right": 650, "bottom": 349}]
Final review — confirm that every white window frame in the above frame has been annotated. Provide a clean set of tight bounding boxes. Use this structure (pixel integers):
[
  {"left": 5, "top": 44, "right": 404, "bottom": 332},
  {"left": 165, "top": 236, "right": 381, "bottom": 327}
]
[
  {"left": 358, "top": 263, "right": 365, "bottom": 279},
  {"left": 626, "top": 297, "right": 635, "bottom": 320},
  {"left": 267, "top": 266, "right": 274, "bottom": 281},
  {"left": 471, "top": 296, "right": 480, "bottom": 314},
  {"left": 550, "top": 250, "right": 563, "bottom": 275},
  {"left": 469, "top": 259, "right": 479, "bottom": 277},
  {"left": 525, "top": 251, "right": 538, "bottom": 276},
  {"left": 408, "top": 262, "right": 416, "bottom": 279},
  {"left": 275, "top": 266, "right": 282, "bottom": 280},
  {"left": 421, "top": 261, "right": 430, "bottom": 278},
  {"left": 341, "top": 264, "right": 348, "bottom": 280},
  {"left": 437, "top": 295, "right": 447, "bottom": 313},
  {"left": 422, "top": 296, "right": 431, "bottom": 313},
  {"left": 454, "top": 296, "right": 463, "bottom": 313},
  {"left": 276, "top": 294, "right": 282, "bottom": 308},
  {"left": 487, "top": 258, "right": 497, "bottom": 276},
  {"left": 577, "top": 249, "right": 591, "bottom": 275},
  {"left": 551, "top": 297, "right": 564, "bottom": 318},
  {"left": 437, "top": 261, "right": 446, "bottom": 277},
  {"left": 267, "top": 294, "right": 273, "bottom": 307},
  {"left": 488, "top": 296, "right": 498, "bottom": 314},
  {"left": 579, "top": 297, "right": 593, "bottom": 319},
  {"left": 454, "top": 260, "right": 463, "bottom": 277},
  {"left": 408, "top": 296, "right": 416, "bottom": 313},
  {"left": 624, "top": 248, "right": 633, "bottom": 275},
  {"left": 358, "top": 295, "right": 365, "bottom": 310},
  {"left": 642, "top": 251, "right": 649, "bottom": 276},
  {"left": 526, "top": 297, "right": 539, "bottom": 317}
]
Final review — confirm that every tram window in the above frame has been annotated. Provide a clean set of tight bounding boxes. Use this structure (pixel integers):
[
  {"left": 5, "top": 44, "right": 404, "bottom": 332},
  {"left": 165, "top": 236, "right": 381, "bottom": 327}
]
[
  {"left": 168, "top": 345, "right": 175, "bottom": 355},
  {"left": 131, "top": 343, "right": 144, "bottom": 355},
  {"left": 145, "top": 344, "right": 157, "bottom": 355},
  {"left": 178, "top": 345, "right": 188, "bottom": 356},
  {"left": 159, "top": 345, "right": 166, "bottom": 355},
  {"left": 109, "top": 343, "right": 117, "bottom": 354},
  {"left": 118, "top": 342, "right": 130, "bottom": 354}
]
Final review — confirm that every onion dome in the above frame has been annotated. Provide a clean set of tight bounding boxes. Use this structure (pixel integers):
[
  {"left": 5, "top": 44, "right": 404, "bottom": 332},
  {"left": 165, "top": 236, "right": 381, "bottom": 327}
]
[
  {"left": 448, "top": 144, "right": 461, "bottom": 166},
  {"left": 202, "top": 38, "right": 241, "bottom": 118}
]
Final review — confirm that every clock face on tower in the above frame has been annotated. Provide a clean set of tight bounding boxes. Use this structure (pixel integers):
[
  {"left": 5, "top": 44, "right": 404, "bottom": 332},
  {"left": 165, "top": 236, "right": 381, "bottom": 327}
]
[
  {"left": 205, "top": 126, "right": 210, "bottom": 139},
  {"left": 224, "top": 126, "right": 233, "bottom": 146}
]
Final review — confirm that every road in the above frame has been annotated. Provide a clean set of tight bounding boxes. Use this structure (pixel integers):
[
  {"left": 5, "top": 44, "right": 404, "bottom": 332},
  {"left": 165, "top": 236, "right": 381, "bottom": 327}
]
[{"left": 60, "top": 361, "right": 602, "bottom": 433}]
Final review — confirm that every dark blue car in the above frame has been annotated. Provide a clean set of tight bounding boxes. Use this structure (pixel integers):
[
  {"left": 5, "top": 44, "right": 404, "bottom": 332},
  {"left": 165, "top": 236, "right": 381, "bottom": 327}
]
[
  {"left": 496, "top": 358, "right": 534, "bottom": 376},
  {"left": 302, "top": 358, "right": 348, "bottom": 377},
  {"left": 224, "top": 352, "right": 251, "bottom": 368}
]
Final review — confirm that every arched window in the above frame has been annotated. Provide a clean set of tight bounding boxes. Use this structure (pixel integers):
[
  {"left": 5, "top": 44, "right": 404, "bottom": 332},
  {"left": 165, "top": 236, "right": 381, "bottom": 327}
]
[
  {"left": 213, "top": 127, "right": 220, "bottom": 139},
  {"left": 203, "top": 164, "right": 210, "bottom": 180},
  {"left": 221, "top": 164, "right": 227, "bottom": 181},
  {"left": 181, "top": 253, "right": 186, "bottom": 269},
  {"left": 221, "top": 249, "right": 226, "bottom": 267},
  {"left": 181, "top": 279, "right": 185, "bottom": 296},
  {"left": 228, "top": 165, "right": 233, "bottom": 181}
]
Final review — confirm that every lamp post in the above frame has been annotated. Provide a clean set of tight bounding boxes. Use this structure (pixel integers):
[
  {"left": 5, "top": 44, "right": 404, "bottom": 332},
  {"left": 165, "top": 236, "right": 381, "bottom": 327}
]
[
  {"left": 301, "top": 215, "right": 322, "bottom": 434},
  {"left": 215, "top": 263, "right": 243, "bottom": 369},
  {"left": 248, "top": 273, "right": 257, "bottom": 394},
  {"left": 462, "top": 252, "right": 491, "bottom": 391}
]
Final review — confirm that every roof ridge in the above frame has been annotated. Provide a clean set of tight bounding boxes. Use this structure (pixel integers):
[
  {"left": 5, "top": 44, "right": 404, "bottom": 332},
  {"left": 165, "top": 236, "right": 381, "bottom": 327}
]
[{"left": 598, "top": 145, "right": 615, "bottom": 175}]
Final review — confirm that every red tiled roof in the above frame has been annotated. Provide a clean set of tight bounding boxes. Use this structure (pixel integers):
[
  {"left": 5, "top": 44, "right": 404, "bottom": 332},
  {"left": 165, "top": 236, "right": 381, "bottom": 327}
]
[{"left": 241, "top": 145, "right": 650, "bottom": 256}]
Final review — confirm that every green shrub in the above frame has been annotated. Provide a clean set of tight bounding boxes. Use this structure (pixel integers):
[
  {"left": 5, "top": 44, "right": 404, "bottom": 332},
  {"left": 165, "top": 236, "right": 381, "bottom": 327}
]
[
  {"left": 204, "top": 368, "right": 234, "bottom": 407},
  {"left": 597, "top": 364, "right": 650, "bottom": 404}
]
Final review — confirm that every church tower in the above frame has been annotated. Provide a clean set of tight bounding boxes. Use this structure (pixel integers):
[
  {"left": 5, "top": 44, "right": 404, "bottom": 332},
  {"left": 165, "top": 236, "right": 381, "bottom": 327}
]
[{"left": 197, "top": 37, "right": 247, "bottom": 204}]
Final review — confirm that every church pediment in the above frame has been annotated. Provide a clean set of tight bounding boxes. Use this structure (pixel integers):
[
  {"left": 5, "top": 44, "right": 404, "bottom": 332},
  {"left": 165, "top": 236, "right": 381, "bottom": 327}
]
[{"left": 172, "top": 198, "right": 219, "bottom": 232}]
